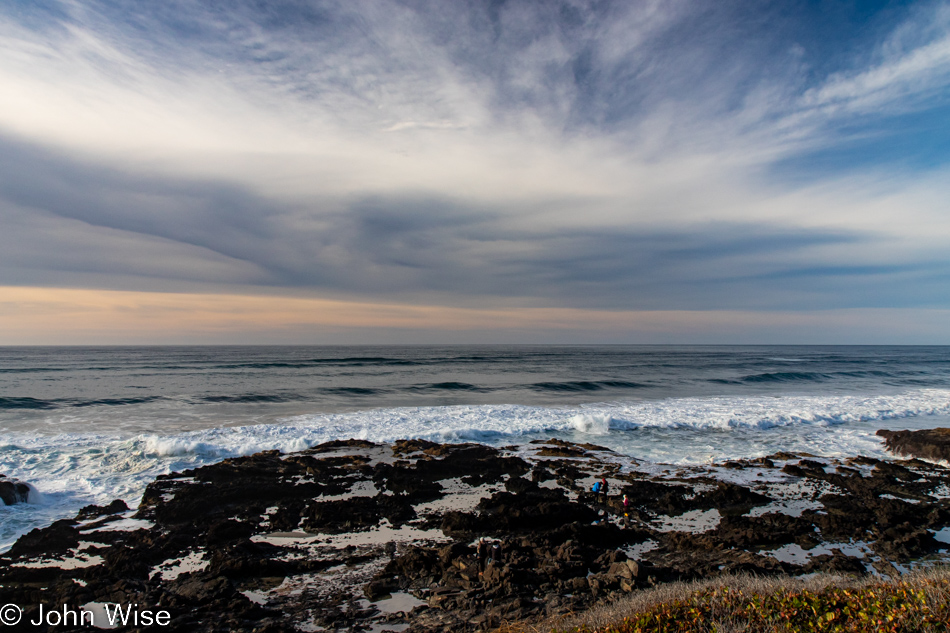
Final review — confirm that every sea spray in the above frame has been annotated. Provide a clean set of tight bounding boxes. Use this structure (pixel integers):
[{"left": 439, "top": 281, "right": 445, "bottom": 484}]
[{"left": 571, "top": 413, "right": 613, "bottom": 435}]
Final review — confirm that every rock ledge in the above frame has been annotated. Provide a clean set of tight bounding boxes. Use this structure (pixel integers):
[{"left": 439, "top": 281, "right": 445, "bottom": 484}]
[{"left": 877, "top": 428, "right": 950, "bottom": 463}]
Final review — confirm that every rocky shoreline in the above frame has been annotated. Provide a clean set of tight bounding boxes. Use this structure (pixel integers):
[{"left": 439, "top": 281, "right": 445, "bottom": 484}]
[
  {"left": 2, "top": 432, "right": 950, "bottom": 632},
  {"left": 877, "top": 428, "right": 950, "bottom": 463}
]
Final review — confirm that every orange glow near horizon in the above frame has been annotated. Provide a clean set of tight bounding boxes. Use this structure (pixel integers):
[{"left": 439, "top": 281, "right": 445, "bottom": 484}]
[{"left": 0, "top": 286, "right": 948, "bottom": 345}]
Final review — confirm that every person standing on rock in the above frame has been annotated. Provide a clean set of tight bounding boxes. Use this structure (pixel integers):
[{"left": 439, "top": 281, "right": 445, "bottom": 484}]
[
  {"left": 477, "top": 538, "right": 487, "bottom": 571},
  {"left": 600, "top": 477, "right": 609, "bottom": 504},
  {"left": 623, "top": 494, "right": 631, "bottom": 527}
]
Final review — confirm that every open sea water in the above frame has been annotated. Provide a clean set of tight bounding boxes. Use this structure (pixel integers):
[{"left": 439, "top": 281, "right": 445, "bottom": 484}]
[{"left": 3, "top": 345, "right": 950, "bottom": 551}]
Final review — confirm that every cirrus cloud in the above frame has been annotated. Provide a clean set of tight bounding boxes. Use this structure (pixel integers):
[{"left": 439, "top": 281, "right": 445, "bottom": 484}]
[{"left": 0, "top": 0, "right": 948, "bottom": 342}]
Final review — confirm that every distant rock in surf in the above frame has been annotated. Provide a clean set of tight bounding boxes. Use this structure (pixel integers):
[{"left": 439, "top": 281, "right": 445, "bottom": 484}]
[
  {"left": 0, "top": 476, "right": 32, "bottom": 505},
  {"left": 877, "top": 427, "right": 950, "bottom": 462}
]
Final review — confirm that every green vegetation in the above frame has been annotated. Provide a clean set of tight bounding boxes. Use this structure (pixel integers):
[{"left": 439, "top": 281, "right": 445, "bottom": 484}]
[
  {"left": 499, "top": 569, "right": 950, "bottom": 633},
  {"left": 574, "top": 576, "right": 949, "bottom": 632}
]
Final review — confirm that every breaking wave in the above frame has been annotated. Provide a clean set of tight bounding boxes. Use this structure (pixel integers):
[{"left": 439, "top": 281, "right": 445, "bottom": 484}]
[{"left": 3, "top": 387, "right": 950, "bottom": 552}]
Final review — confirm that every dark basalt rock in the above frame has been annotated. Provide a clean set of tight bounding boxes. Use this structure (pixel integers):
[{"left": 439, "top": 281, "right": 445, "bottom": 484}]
[
  {"left": 5, "top": 519, "right": 80, "bottom": 560},
  {"left": 697, "top": 513, "right": 821, "bottom": 550},
  {"left": 76, "top": 498, "right": 130, "bottom": 520},
  {"left": 471, "top": 488, "right": 599, "bottom": 534},
  {"left": 530, "top": 438, "right": 614, "bottom": 452},
  {"left": 2, "top": 439, "right": 950, "bottom": 633},
  {"left": 205, "top": 518, "right": 256, "bottom": 545},
  {"left": 878, "top": 428, "right": 950, "bottom": 463},
  {"left": 0, "top": 477, "right": 31, "bottom": 505},
  {"left": 302, "top": 496, "right": 417, "bottom": 533}
]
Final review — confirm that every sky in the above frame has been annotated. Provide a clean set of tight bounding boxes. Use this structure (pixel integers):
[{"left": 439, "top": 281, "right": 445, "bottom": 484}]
[{"left": 1, "top": 0, "right": 949, "bottom": 344}]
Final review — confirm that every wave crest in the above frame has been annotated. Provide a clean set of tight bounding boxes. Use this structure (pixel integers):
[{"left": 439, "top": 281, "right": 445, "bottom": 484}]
[{"left": 570, "top": 414, "right": 613, "bottom": 435}]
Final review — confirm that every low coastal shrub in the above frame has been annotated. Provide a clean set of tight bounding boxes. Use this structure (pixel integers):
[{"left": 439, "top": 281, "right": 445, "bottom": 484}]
[
  {"left": 496, "top": 569, "right": 950, "bottom": 633},
  {"left": 575, "top": 577, "right": 950, "bottom": 632}
]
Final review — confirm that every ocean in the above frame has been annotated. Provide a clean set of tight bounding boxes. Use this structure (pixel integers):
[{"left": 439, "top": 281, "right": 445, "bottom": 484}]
[{"left": 2, "top": 345, "right": 950, "bottom": 552}]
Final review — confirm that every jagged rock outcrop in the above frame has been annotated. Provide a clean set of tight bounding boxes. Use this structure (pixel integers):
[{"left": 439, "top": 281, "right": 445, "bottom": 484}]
[
  {"left": 0, "top": 476, "right": 32, "bottom": 505},
  {"left": 878, "top": 428, "right": 950, "bottom": 463}
]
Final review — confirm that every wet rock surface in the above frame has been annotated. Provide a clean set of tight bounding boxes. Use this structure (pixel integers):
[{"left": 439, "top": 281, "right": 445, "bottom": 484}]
[
  {"left": 2, "top": 438, "right": 950, "bottom": 632},
  {"left": 878, "top": 427, "right": 950, "bottom": 463},
  {"left": 0, "top": 475, "right": 32, "bottom": 506}
]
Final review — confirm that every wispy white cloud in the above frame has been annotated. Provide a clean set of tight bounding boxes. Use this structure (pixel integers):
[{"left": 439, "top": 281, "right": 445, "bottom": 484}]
[
  {"left": 802, "top": 7, "right": 950, "bottom": 115},
  {"left": 0, "top": 0, "right": 948, "bottom": 331}
]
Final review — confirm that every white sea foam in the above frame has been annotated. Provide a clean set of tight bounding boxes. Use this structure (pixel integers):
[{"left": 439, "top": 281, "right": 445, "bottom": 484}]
[
  {"left": 2, "top": 388, "right": 950, "bottom": 552},
  {"left": 143, "top": 437, "right": 230, "bottom": 458},
  {"left": 570, "top": 414, "right": 613, "bottom": 435}
]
